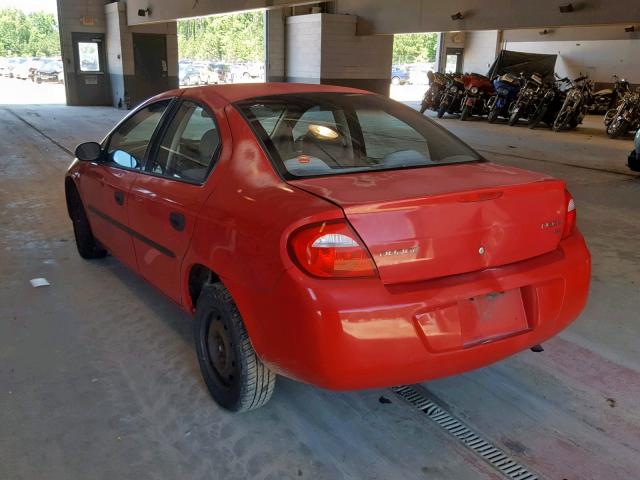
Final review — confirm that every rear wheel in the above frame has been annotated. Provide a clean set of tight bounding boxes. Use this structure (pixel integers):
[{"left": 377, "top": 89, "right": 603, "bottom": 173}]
[
  {"left": 194, "top": 283, "right": 276, "bottom": 412},
  {"left": 68, "top": 186, "right": 107, "bottom": 260}
]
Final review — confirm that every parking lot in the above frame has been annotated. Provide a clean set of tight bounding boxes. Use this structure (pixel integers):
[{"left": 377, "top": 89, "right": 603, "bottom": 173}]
[{"left": 1, "top": 82, "right": 639, "bottom": 478}]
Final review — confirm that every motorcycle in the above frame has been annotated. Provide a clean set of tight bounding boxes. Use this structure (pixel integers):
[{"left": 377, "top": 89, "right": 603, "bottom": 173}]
[
  {"left": 486, "top": 73, "right": 522, "bottom": 123},
  {"left": 420, "top": 71, "right": 448, "bottom": 114},
  {"left": 528, "top": 76, "right": 571, "bottom": 129},
  {"left": 552, "top": 75, "right": 594, "bottom": 132},
  {"left": 604, "top": 88, "right": 640, "bottom": 139},
  {"left": 508, "top": 72, "right": 544, "bottom": 126},
  {"left": 437, "top": 74, "right": 465, "bottom": 118},
  {"left": 589, "top": 75, "right": 630, "bottom": 114},
  {"left": 459, "top": 73, "right": 495, "bottom": 121}
]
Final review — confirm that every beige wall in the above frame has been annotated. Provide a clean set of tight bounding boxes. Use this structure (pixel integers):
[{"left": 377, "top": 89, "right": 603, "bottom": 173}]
[
  {"left": 335, "top": 0, "right": 640, "bottom": 34},
  {"left": 462, "top": 30, "right": 500, "bottom": 75}
]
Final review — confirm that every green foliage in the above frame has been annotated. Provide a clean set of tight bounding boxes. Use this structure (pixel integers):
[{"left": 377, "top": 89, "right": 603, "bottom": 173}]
[
  {"left": 178, "top": 11, "right": 264, "bottom": 62},
  {"left": 393, "top": 33, "right": 438, "bottom": 65},
  {"left": 0, "top": 8, "right": 60, "bottom": 57}
]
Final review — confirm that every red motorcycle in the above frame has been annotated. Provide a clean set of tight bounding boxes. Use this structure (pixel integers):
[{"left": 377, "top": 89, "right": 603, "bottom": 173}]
[{"left": 460, "top": 74, "right": 495, "bottom": 121}]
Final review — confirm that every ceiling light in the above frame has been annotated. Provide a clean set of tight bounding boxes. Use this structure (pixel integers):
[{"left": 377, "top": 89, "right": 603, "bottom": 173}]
[{"left": 451, "top": 12, "right": 464, "bottom": 21}]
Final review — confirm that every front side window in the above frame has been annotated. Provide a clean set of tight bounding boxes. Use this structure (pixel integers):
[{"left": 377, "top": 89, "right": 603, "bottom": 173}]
[
  {"left": 107, "top": 100, "right": 171, "bottom": 170},
  {"left": 149, "top": 101, "right": 220, "bottom": 183},
  {"left": 236, "top": 93, "right": 480, "bottom": 178}
]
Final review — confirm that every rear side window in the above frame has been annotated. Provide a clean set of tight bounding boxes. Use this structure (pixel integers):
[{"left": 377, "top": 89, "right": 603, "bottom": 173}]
[
  {"left": 107, "top": 100, "right": 170, "bottom": 169},
  {"left": 236, "top": 93, "right": 480, "bottom": 178},
  {"left": 149, "top": 101, "right": 220, "bottom": 183}
]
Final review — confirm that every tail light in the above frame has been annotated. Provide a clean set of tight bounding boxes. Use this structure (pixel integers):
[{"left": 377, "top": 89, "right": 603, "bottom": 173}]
[
  {"left": 562, "top": 190, "right": 577, "bottom": 239},
  {"left": 288, "top": 220, "right": 378, "bottom": 278}
]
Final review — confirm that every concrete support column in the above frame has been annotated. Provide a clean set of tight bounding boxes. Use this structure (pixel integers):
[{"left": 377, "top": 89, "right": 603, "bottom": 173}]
[
  {"left": 266, "top": 8, "right": 287, "bottom": 82},
  {"left": 286, "top": 13, "right": 393, "bottom": 95},
  {"left": 104, "top": 2, "right": 178, "bottom": 109}
]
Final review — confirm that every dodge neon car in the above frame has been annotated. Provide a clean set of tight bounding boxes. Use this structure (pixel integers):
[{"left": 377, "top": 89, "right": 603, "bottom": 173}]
[{"left": 65, "top": 83, "right": 591, "bottom": 412}]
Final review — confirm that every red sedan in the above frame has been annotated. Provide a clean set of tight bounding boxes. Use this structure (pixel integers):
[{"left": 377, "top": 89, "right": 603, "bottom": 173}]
[{"left": 65, "top": 83, "right": 590, "bottom": 412}]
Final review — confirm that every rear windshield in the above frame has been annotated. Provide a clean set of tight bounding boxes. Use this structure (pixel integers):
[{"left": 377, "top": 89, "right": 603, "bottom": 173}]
[{"left": 235, "top": 92, "right": 481, "bottom": 178}]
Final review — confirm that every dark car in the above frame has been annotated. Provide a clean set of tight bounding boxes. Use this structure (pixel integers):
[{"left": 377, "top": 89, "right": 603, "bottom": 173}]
[{"left": 36, "top": 61, "right": 64, "bottom": 84}]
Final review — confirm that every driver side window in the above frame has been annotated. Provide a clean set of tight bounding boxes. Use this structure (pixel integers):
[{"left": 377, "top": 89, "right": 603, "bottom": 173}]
[{"left": 107, "top": 100, "right": 170, "bottom": 169}]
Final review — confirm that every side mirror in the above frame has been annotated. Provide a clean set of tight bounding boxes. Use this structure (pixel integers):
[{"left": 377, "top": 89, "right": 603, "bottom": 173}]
[{"left": 75, "top": 141, "right": 102, "bottom": 162}]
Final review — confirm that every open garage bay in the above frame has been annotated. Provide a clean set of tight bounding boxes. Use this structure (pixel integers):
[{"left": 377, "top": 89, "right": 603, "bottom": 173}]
[{"left": 1, "top": 96, "right": 639, "bottom": 479}]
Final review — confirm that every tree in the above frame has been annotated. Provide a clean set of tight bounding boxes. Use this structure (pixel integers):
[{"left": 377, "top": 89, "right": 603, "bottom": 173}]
[
  {"left": 178, "top": 11, "right": 264, "bottom": 62},
  {"left": 393, "top": 33, "right": 438, "bottom": 65},
  {"left": 0, "top": 8, "right": 60, "bottom": 57}
]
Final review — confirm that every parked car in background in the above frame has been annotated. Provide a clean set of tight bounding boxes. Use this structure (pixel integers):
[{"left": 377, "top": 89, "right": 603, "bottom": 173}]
[
  {"left": 202, "top": 62, "right": 231, "bottom": 84},
  {"left": 65, "top": 83, "right": 590, "bottom": 413},
  {"left": 4, "top": 57, "right": 28, "bottom": 78},
  {"left": 391, "top": 65, "right": 410, "bottom": 85},
  {"left": 36, "top": 60, "right": 64, "bottom": 84},
  {"left": 179, "top": 65, "right": 202, "bottom": 86}
]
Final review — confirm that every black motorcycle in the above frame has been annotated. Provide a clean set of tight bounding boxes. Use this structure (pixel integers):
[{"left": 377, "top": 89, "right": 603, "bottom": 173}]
[
  {"left": 552, "top": 76, "right": 594, "bottom": 132},
  {"left": 589, "top": 75, "right": 630, "bottom": 114},
  {"left": 508, "top": 73, "right": 544, "bottom": 126},
  {"left": 420, "top": 71, "right": 448, "bottom": 114},
  {"left": 604, "top": 88, "right": 640, "bottom": 139},
  {"left": 437, "top": 74, "right": 465, "bottom": 118},
  {"left": 528, "top": 76, "right": 571, "bottom": 129}
]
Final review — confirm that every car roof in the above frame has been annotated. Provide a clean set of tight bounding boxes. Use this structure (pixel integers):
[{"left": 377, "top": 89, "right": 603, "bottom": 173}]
[{"left": 157, "top": 82, "right": 374, "bottom": 105}]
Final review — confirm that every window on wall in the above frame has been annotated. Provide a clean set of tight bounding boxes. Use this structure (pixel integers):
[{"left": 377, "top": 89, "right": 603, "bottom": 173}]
[{"left": 78, "top": 42, "right": 100, "bottom": 72}]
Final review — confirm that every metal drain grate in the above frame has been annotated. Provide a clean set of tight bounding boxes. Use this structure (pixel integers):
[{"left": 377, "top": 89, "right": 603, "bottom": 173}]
[{"left": 392, "top": 385, "right": 541, "bottom": 480}]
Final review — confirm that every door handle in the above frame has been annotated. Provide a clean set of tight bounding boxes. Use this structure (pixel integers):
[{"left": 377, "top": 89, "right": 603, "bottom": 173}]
[
  {"left": 114, "top": 190, "right": 124, "bottom": 205},
  {"left": 169, "top": 212, "right": 185, "bottom": 232}
]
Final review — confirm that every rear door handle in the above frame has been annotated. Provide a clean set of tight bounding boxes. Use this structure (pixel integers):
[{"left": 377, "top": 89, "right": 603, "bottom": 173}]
[
  {"left": 169, "top": 212, "right": 185, "bottom": 232},
  {"left": 114, "top": 190, "right": 124, "bottom": 205}
]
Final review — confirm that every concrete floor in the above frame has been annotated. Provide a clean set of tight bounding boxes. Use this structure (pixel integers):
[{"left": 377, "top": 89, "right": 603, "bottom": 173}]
[{"left": 1, "top": 84, "right": 640, "bottom": 480}]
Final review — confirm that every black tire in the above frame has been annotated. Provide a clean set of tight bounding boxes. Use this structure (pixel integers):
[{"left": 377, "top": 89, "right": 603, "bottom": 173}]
[
  {"left": 508, "top": 109, "right": 521, "bottom": 126},
  {"left": 607, "top": 119, "right": 627, "bottom": 139},
  {"left": 194, "top": 283, "right": 276, "bottom": 412},
  {"left": 628, "top": 151, "right": 640, "bottom": 172},
  {"left": 552, "top": 110, "right": 569, "bottom": 132},
  {"left": 437, "top": 103, "right": 447, "bottom": 118},
  {"left": 487, "top": 107, "right": 499, "bottom": 123},
  {"left": 419, "top": 102, "right": 428, "bottom": 114},
  {"left": 528, "top": 105, "right": 547, "bottom": 129},
  {"left": 460, "top": 105, "right": 470, "bottom": 121},
  {"left": 68, "top": 187, "right": 107, "bottom": 260}
]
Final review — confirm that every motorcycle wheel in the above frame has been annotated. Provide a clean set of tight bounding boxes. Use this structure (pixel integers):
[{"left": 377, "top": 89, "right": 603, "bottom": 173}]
[
  {"left": 508, "top": 109, "right": 520, "bottom": 126},
  {"left": 607, "top": 119, "right": 628, "bottom": 139},
  {"left": 419, "top": 102, "right": 428, "bottom": 114},
  {"left": 487, "top": 108, "right": 499, "bottom": 124},
  {"left": 552, "top": 110, "right": 569, "bottom": 132},
  {"left": 437, "top": 103, "right": 447, "bottom": 118},
  {"left": 528, "top": 105, "right": 547, "bottom": 129},
  {"left": 460, "top": 105, "right": 470, "bottom": 121}
]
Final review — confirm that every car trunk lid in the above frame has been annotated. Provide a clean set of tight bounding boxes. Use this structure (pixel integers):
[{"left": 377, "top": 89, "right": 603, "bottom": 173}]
[{"left": 289, "top": 162, "right": 567, "bottom": 284}]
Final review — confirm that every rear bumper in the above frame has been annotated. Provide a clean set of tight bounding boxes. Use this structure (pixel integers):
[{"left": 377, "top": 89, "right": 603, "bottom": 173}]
[{"left": 233, "top": 231, "right": 590, "bottom": 390}]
